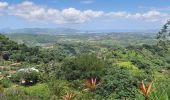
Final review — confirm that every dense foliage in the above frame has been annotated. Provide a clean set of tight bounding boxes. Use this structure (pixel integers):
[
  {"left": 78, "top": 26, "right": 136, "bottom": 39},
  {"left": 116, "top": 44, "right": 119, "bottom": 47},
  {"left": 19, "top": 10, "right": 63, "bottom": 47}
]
[
  {"left": 0, "top": 22, "right": 170, "bottom": 100},
  {"left": 60, "top": 54, "right": 105, "bottom": 80}
]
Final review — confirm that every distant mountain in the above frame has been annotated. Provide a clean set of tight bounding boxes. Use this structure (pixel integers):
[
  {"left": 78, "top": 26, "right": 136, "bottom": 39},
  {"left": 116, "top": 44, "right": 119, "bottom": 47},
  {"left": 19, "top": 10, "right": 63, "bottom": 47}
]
[
  {"left": 0, "top": 28, "right": 159, "bottom": 34},
  {"left": 0, "top": 28, "right": 81, "bottom": 34}
]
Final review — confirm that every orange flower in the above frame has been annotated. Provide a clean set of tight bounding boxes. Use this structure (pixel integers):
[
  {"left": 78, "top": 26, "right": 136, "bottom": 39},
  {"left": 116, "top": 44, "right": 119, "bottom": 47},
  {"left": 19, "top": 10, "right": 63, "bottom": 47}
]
[
  {"left": 85, "top": 78, "right": 97, "bottom": 91},
  {"left": 62, "top": 92, "right": 77, "bottom": 100},
  {"left": 139, "top": 80, "right": 153, "bottom": 97}
]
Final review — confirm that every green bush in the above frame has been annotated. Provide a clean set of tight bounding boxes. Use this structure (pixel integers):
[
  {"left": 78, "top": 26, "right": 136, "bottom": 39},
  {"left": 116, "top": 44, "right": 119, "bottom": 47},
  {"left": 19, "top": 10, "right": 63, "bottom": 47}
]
[
  {"left": 61, "top": 54, "right": 105, "bottom": 80},
  {"left": 0, "top": 79, "right": 12, "bottom": 88},
  {"left": 150, "top": 79, "right": 170, "bottom": 100},
  {"left": 13, "top": 67, "right": 40, "bottom": 86},
  {"left": 96, "top": 66, "right": 138, "bottom": 99},
  {"left": 48, "top": 80, "right": 73, "bottom": 97},
  {"left": 19, "top": 83, "right": 52, "bottom": 100},
  {"left": 2, "top": 87, "right": 27, "bottom": 100},
  {"left": 1, "top": 84, "right": 52, "bottom": 100}
]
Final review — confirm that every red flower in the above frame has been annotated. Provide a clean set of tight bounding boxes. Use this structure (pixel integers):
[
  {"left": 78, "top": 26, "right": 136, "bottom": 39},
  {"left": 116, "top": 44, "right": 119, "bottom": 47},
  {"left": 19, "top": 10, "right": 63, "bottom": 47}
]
[
  {"left": 85, "top": 78, "right": 97, "bottom": 91},
  {"left": 139, "top": 80, "right": 153, "bottom": 97},
  {"left": 62, "top": 92, "right": 77, "bottom": 100}
]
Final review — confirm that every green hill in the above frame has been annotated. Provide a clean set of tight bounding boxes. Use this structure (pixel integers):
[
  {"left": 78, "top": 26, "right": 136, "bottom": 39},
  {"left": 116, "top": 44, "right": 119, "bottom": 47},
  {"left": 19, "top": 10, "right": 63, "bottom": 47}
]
[{"left": 0, "top": 33, "right": 170, "bottom": 100}]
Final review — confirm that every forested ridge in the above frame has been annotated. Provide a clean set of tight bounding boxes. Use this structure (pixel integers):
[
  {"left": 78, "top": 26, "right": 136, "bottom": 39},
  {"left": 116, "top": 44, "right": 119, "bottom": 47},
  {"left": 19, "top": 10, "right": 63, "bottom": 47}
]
[{"left": 0, "top": 22, "right": 170, "bottom": 100}]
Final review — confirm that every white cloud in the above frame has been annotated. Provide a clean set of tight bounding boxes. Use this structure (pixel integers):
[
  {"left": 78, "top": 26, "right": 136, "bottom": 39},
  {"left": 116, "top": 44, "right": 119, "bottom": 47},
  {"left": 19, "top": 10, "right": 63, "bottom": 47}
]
[
  {"left": 142, "top": 11, "right": 168, "bottom": 22},
  {"left": 8, "top": 1, "right": 104, "bottom": 24},
  {"left": 9, "top": 1, "right": 47, "bottom": 21},
  {"left": 0, "top": 2, "right": 8, "bottom": 9},
  {"left": 106, "top": 10, "right": 169, "bottom": 22},
  {"left": 106, "top": 11, "right": 128, "bottom": 17},
  {"left": 60, "top": 8, "right": 103, "bottom": 23},
  {"left": 80, "top": 0, "right": 94, "bottom": 4},
  {"left": 0, "top": 2, "right": 8, "bottom": 15}
]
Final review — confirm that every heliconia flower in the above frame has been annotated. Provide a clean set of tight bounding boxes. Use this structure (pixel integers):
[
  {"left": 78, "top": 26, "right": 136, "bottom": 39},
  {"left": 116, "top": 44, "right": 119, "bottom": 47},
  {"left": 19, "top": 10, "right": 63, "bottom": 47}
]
[
  {"left": 62, "top": 92, "right": 77, "bottom": 100},
  {"left": 139, "top": 80, "right": 153, "bottom": 97},
  {"left": 85, "top": 78, "right": 97, "bottom": 91}
]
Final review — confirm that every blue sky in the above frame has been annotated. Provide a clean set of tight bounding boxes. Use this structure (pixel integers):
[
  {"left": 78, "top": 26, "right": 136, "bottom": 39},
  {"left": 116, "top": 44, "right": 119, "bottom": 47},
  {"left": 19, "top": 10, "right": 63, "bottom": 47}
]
[{"left": 0, "top": 0, "right": 170, "bottom": 31}]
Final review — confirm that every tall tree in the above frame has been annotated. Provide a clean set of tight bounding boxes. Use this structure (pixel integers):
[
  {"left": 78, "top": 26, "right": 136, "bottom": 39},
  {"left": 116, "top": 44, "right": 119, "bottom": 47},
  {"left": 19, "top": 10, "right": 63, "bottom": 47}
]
[{"left": 157, "top": 20, "right": 170, "bottom": 42}]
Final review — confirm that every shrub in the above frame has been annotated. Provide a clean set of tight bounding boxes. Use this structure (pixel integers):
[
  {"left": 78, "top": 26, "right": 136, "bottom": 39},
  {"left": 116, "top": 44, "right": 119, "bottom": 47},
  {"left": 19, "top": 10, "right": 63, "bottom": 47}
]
[
  {"left": 0, "top": 79, "right": 12, "bottom": 88},
  {"left": 61, "top": 54, "right": 105, "bottom": 80},
  {"left": 10, "top": 53, "right": 26, "bottom": 62},
  {"left": 96, "top": 67, "right": 138, "bottom": 99},
  {"left": 19, "top": 83, "right": 52, "bottom": 100},
  {"left": 13, "top": 67, "right": 39, "bottom": 86},
  {"left": 2, "top": 87, "right": 27, "bottom": 100},
  {"left": 48, "top": 80, "right": 73, "bottom": 97},
  {"left": 150, "top": 79, "right": 170, "bottom": 100}
]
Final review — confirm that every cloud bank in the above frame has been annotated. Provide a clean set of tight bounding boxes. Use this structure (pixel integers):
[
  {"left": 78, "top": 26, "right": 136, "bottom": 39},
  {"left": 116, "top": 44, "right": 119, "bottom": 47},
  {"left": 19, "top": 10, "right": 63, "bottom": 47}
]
[
  {"left": 106, "top": 11, "right": 168, "bottom": 22},
  {"left": 8, "top": 1, "right": 104, "bottom": 24},
  {"left": 0, "top": 1, "right": 169, "bottom": 24}
]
